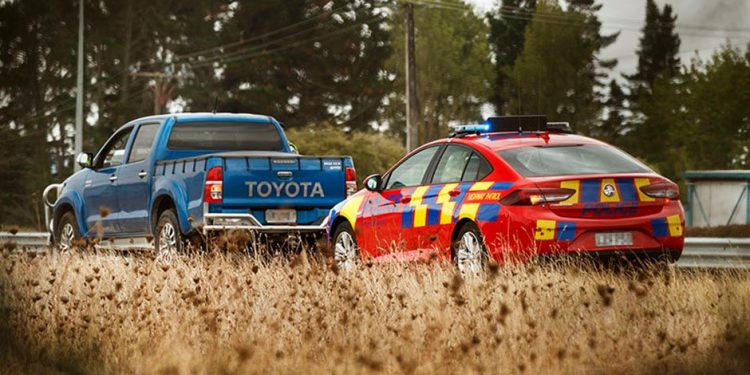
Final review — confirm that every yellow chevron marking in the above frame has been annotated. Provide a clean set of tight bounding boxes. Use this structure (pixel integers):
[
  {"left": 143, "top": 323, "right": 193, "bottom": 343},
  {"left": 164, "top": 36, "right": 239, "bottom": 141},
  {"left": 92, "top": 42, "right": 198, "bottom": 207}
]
[
  {"left": 340, "top": 195, "right": 365, "bottom": 230},
  {"left": 560, "top": 180, "right": 580, "bottom": 205},
  {"left": 458, "top": 203, "right": 479, "bottom": 221},
  {"left": 535, "top": 219, "right": 556, "bottom": 241},
  {"left": 469, "top": 181, "right": 494, "bottom": 191},
  {"left": 667, "top": 215, "right": 683, "bottom": 236},
  {"left": 600, "top": 178, "right": 621, "bottom": 203},
  {"left": 437, "top": 183, "right": 459, "bottom": 225},
  {"left": 634, "top": 178, "right": 655, "bottom": 202},
  {"left": 436, "top": 183, "right": 458, "bottom": 204}
]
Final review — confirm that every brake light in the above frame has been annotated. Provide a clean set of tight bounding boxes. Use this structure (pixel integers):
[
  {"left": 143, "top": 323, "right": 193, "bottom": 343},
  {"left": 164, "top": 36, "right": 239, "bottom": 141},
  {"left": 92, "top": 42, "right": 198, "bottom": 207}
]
[
  {"left": 500, "top": 188, "right": 576, "bottom": 206},
  {"left": 345, "top": 166, "right": 357, "bottom": 197},
  {"left": 640, "top": 182, "right": 680, "bottom": 200},
  {"left": 204, "top": 166, "right": 223, "bottom": 203}
]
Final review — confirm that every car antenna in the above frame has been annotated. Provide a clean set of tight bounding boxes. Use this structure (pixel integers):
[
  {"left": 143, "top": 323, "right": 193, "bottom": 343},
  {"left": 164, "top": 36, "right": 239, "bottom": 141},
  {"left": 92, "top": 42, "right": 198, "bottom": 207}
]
[{"left": 212, "top": 96, "right": 218, "bottom": 114}]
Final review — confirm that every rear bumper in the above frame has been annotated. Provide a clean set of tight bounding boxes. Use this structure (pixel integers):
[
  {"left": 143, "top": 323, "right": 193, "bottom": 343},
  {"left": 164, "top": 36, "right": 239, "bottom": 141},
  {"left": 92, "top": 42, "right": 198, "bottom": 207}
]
[{"left": 202, "top": 212, "right": 328, "bottom": 234}]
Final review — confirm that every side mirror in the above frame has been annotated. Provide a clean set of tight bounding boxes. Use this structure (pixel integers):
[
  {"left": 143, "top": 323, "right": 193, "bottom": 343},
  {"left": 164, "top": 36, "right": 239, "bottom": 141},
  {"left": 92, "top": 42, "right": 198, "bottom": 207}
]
[
  {"left": 363, "top": 174, "right": 383, "bottom": 192},
  {"left": 289, "top": 142, "right": 300, "bottom": 155},
  {"left": 76, "top": 152, "right": 93, "bottom": 169}
]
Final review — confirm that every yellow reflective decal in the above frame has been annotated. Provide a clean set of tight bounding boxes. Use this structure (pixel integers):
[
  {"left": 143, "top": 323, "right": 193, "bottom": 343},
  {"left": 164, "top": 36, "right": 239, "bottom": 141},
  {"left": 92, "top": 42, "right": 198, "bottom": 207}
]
[
  {"left": 340, "top": 195, "right": 365, "bottom": 230},
  {"left": 634, "top": 178, "right": 655, "bottom": 202},
  {"left": 599, "top": 178, "right": 621, "bottom": 203},
  {"left": 535, "top": 219, "right": 556, "bottom": 240},
  {"left": 458, "top": 203, "right": 480, "bottom": 221},
  {"left": 560, "top": 180, "right": 580, "bottom": 205},
  {"left": 437, "top": 183, "right": 459, "bottom": 225},
  {"left": 667, "top": 215, "right": 683, "bottom": 236},
  {"left": 469, "top": 181, "right": 494, "bottom": 191}
]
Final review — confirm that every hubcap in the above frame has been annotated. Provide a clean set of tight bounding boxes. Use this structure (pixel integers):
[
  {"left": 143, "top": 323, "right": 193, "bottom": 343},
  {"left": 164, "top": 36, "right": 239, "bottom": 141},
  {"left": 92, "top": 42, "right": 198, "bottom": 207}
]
[
  {"left": 158, "top": 223, "right": 178, "bottom": 260},
  {"left": 59, "top": 223, "right": 75, "bottom": 251},
  {"left": 334, "top": 231, "right": 357, "bottom": 271},
  {"left": 456, "top": 231, "right": 484, "bottom": 274}
]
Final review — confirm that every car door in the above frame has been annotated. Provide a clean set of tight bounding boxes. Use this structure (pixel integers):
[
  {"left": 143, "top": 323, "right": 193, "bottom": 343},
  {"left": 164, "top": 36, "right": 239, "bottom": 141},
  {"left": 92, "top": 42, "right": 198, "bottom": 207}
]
[
  {"left": 358, "top": 145, "right": 441, "bottom": 258},
  {"left": 83, "top": 126, "right": 134, "bottom": 236},
  {"left": 115, "top": 122, "right": 161, "bottom": 235},
  {"left": 422, "top": 144, "right": 493, "bottom": 252}
]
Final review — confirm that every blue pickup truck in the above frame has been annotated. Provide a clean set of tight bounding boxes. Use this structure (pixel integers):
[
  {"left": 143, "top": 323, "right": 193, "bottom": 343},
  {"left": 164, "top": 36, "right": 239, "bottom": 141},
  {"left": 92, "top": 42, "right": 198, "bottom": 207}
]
[{"left": 51, "top": 113, "right": 356, "bottom": 256}]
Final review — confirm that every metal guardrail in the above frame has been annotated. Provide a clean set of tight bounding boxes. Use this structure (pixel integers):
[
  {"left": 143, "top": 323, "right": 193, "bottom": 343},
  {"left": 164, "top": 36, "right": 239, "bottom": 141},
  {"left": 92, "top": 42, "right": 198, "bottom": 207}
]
[
  {"left": 679, "top": 237, "right": 750, "bottom": 269},
  {"left": 0, "top": 232, "right": 50, "bottom": 251},
  {"left": 1, "top": 232, "right": 749, "bottom": 269}
]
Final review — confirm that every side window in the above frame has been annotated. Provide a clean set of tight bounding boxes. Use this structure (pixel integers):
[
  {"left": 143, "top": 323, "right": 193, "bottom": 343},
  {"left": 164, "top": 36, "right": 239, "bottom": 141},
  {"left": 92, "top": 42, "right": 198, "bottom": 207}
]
[
  {"left": 462, "top": 153, "right": 492, "bottom": 181},
  {"left": 97, "top": 128, "right": 133, "bottom": 169},
  {"left": 432, "top": 145, "right": 473, "bottom": 184},
  {"left": 384, "top": 146, "right": 439, "bottom": 190},
  {"left": 127, "top": 123, "right": 160, "bottom": 164}
]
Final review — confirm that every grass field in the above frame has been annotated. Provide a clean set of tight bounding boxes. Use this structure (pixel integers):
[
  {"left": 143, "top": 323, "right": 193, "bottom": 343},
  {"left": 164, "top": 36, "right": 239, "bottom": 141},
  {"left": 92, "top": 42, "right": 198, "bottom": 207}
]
[{"left": 1, "top": 249, "right": 748, "bottom": 374}]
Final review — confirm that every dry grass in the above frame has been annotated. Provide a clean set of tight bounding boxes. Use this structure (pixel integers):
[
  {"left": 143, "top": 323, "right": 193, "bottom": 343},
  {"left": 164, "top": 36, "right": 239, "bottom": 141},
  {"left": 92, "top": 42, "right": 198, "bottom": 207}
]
[{"left": 0, "top": 248, "right": 748, "bottom": 375}]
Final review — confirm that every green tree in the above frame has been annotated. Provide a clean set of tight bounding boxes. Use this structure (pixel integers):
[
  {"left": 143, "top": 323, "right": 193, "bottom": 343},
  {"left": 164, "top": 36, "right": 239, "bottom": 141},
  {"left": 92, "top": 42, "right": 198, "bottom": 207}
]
[
  {"left": 623, "top": 0, "right": 681, "bottom": 172},
  {"left": 208, "top": 0, "right": 392, "bottom": 130},
  {"left": 598, "top": 79, "right": 627, "bottom": 145},
  {"left": 285, "top": 126, "right": 405, "bottom": 181},
  {"left": 382, "top": 1, "right": 492, "bottom": 143},
  {"left": 487, "top": 0, "right": 537, "bottom": 113},
  {"left": 504, "top": 1, "right": 616, "bottom": 134}
]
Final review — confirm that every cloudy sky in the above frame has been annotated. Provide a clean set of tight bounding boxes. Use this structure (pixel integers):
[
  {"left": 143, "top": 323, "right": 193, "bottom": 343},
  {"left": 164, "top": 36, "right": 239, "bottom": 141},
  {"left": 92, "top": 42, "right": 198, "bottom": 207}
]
[{"left": 466, "top": 0, "right": 750, "bottom": 78}]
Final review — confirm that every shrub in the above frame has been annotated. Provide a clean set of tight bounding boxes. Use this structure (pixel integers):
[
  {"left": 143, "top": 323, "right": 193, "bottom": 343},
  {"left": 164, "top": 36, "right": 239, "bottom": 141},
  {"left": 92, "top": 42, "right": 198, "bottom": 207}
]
[{"left": 286, "top": 126, "right": 405, "bottom": 185}]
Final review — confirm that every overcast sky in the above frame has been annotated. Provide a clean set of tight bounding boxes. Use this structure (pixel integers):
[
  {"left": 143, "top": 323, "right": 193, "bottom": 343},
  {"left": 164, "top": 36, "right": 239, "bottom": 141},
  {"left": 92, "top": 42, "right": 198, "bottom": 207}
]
[{"left": 466, "top": 0, "right": 750, "bottom": 79}]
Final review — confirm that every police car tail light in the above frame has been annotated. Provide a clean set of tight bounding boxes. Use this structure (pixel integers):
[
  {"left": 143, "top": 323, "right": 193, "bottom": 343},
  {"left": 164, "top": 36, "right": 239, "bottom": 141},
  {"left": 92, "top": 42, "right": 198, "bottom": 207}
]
[
  {"left": 345, "top": 167, "right": 357, "bottom": 197},
  {"left": 204, "top": 166, "right": 223, "bottom": 203},
  {"left": 501, "top": 188, "right": 575, "bottom": 206},
  {"left": 640, "top": 182, "right": 680, "bottom": 200}
]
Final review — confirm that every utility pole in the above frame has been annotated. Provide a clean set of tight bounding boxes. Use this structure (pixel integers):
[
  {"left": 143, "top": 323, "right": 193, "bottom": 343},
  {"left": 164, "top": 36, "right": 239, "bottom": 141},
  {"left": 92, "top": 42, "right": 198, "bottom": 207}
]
[
  {"left": 74, "top": 0, "right": 84, "bottom": 171},
  {"left": 130, "top": 71, "right": 176, "bottom": 114},
  {"left": 405, "top": 2, "right": 420, "bottom": 152}
]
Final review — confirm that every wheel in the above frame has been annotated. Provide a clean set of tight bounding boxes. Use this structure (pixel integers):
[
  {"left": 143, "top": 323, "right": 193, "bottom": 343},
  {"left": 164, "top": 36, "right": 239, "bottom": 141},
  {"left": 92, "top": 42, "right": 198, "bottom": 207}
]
[
  {"left": 452, "top": 222, "right": 488, "bottom": 274},
  {"left": 154, "top": 209, "right": 183, "bottom": 261},
  {"left": 332, "top": 221, "right": 358, "bottom": 271},
  {"left": 55, "top": 211, "right": 81, "bottom": 251}
]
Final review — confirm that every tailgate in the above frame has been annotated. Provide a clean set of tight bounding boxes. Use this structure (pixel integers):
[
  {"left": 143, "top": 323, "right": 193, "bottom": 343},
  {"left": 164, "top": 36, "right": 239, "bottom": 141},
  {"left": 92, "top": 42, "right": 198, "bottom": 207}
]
[
  {"left": 221, "top": 155, "right": 347, "bottom": 212},
  {"left": 532, "top": 175, "right": 667, "bottom": 219}
]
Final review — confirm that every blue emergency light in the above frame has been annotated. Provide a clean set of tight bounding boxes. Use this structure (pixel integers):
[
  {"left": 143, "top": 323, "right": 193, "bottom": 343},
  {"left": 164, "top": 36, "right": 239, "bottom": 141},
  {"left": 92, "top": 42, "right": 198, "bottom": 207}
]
[{"left": 449, "top": 115, "right": 572, "bottom": 137}]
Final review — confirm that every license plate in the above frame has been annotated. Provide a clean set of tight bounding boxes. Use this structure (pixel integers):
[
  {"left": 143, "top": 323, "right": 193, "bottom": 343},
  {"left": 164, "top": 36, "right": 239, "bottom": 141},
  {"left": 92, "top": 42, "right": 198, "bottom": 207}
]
[
  {"left": 595, "top": 232, "right": 633, "bottom": 247},
  {"left": 266, "top": 209, "right": 296, "bottom": 224}
]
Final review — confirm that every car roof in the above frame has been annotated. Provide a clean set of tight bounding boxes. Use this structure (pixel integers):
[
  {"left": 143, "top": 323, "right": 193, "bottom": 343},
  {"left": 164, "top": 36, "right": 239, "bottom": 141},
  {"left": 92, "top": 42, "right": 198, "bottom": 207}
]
[
  {"left": 450, "top": 132, "right": 607, "bottom": 152},
  {"left": 128, "top": 112, "right": 274, "bottom": 124}
]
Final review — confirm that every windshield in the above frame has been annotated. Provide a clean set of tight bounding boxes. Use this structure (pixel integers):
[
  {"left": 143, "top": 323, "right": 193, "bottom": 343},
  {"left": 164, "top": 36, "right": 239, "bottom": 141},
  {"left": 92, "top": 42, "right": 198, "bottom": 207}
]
[
  {"left": 498, "top": 144, "right": 651, "bottom": 177},
  {"left": 167, "top": 121, "right": 284, "bottom": 151}
]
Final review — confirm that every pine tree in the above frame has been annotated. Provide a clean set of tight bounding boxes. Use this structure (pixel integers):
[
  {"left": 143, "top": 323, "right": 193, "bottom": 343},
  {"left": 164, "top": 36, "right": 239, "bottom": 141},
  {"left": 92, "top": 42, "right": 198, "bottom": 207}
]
[
  {"left": 599, "top": 79, "right": 627, "bottom": 145},
  {"left": 627, "top": 0, "right": 681, "bottom": 97},
  {"left": 504, "top": 0, "right": 617, "bottom": 134},
  {"left": 623, "top": 0, "right": 681, "bottom": 172},
  {"left": 487, "top": 0, "right": 536, "bottom": 113}
]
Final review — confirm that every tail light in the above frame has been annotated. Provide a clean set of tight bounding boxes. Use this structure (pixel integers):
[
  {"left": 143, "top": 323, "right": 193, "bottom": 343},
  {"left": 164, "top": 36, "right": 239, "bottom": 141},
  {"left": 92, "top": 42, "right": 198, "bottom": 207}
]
[
  {"left": 204, "top": 166, "right": 223, "bottom": 203},
  {"left": 500, "top": 188, "right": 576, "bottom": 206},
  {"left": 345, "top": 167, "right": 357, "bottom": 197},
  {"left": 640, "top": 182, "right": 680, "bottom": 200}
]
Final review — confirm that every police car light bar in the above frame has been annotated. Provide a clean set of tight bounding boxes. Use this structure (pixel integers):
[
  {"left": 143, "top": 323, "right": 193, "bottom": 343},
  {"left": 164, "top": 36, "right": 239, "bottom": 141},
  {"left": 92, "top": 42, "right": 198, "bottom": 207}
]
[{"left": 449, "top": 115, "right": 574, "bottom": 137}]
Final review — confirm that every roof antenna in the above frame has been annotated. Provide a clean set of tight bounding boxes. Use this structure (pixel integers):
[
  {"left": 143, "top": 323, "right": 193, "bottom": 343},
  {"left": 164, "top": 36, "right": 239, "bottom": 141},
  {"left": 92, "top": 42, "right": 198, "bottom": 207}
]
[{"left": 212, "top": 96, "right": 218, "bottom": 114}]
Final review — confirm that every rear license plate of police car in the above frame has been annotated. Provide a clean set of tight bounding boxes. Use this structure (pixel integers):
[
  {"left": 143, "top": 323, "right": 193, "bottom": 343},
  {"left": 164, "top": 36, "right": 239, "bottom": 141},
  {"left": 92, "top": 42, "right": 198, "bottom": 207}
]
[
  {"left": 266, "top": 209, "right": 296, "bottom": 224},
  {"left": 595, "top": 232, "right": 633, "bottom": 247}
]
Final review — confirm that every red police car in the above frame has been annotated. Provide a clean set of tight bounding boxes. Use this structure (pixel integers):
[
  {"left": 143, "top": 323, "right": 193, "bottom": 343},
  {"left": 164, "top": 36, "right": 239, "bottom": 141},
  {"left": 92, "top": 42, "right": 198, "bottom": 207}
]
[{"left": 327, "top": 116, "right": 684, "bottom": 272}]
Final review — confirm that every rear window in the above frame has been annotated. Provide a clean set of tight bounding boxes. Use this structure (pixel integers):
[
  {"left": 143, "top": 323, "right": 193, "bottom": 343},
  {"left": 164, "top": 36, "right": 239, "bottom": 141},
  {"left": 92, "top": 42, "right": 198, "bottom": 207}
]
[
  {"left": 167, "top": 121, "right": 284, "bottom": 151},
  {"left": 498, "top": 144, "right": 651, "bottom": 177}
]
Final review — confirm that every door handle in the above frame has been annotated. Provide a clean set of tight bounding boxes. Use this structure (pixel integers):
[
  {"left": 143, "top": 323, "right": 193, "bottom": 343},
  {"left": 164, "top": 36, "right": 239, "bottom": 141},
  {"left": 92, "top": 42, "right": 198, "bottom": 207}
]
[
  {"left": 400, "top": 196, "right": 411, "bottom": 204},
  {"left": 449, "top": 189, "right": 461, "bottom": 197},
  {"left": 109, "top": 175, "right": 118, "bottom": 182},
  {"left": 276, "top": 171, "right": 293, "bottom": 178},
  {"left": 138, "top": 170, "right": 148, "bottom": 178}
]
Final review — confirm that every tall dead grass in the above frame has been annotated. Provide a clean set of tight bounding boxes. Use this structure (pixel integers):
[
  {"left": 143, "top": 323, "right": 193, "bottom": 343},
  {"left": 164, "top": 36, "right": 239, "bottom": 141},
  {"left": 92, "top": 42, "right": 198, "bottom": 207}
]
[{"left": 0, "top": 249, "right": 748, "bottom": 374}]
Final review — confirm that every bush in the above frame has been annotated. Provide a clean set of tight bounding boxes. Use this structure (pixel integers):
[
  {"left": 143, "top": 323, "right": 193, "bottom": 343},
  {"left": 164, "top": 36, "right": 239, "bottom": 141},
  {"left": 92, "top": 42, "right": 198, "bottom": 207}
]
[{"left": 286, "top": 126, "right": 406, "bottom": 185}]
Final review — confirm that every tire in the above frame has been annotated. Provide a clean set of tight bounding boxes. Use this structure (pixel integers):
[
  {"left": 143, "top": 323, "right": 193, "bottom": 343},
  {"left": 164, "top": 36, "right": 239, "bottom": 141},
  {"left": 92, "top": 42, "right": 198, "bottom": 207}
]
[
  {"left": 154, "top": 209, "right": 183, "bottom": 261},
  {"left": 332, "top": 221, "right": 358, "bottom": 271},
  {"left": 452, "top": 221, "right": 489, "bottom": 274},
  {"left": 55, "top": 211, "right": 81, "bottom": 252}
]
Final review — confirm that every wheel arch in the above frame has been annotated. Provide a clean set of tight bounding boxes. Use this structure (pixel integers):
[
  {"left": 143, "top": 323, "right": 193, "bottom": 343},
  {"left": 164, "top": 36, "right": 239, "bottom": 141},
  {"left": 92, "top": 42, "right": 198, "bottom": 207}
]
[{"left": 150, "top": 194, "right": 177, "bottom": 235}]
